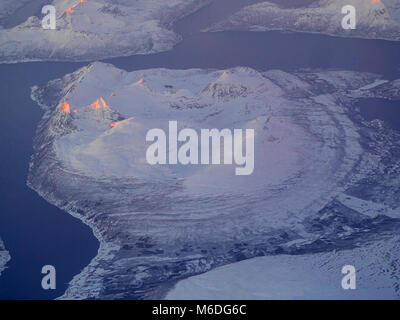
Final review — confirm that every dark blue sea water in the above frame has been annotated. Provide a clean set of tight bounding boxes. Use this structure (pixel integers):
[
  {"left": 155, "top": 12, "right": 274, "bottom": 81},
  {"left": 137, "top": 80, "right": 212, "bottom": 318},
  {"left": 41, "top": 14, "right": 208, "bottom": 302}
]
[
  {"left": 105, "top": 31, "right": 400, "bottom": 79},
  {"left": 0, "top": 62, "right": 99, "bottom": 299},
  {"left": 0, "top": 0, "right": 399, "bottom": 300},
  {"left": 357, "top": 98, "right": 400, "bottom": 131}
]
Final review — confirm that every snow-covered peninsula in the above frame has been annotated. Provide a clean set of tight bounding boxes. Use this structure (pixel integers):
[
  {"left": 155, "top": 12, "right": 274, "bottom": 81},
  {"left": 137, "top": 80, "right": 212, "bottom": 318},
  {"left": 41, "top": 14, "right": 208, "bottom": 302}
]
[
  {"left": 28, "top": 62, "right": 400, "bottom": 299},
  {"left": 0, "top": 0, "right": 210, "bottom": 63},
  {"left": 167, "top": 236, "right": 400, "bottom": 299},
  {"left": 206, "top": 0, "right": 400, "bottom": 41}
]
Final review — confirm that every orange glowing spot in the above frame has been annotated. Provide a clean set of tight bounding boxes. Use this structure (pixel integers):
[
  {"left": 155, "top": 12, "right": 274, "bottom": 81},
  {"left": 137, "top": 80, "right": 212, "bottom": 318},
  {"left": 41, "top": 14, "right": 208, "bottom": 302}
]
[
  {"left": 109, "top": 117, "right": 134, "bottom": 128},
  {"left": 100, "top": 97, "right": 109, "bottom": 109},
  {"left": 371, "top": 0, "right": 380, "bottom": 2},
  {"left": 60, "top": 101, "right": 71, "bottom": 114},
  {"left": 65, "top": 0, "right": 85, "bottom": 16},
  {"left": 73, "top": 109, "right": 78, "bottom": 113},
  {"left": 137, "top": 78, "right": 144, "bottom": 85},
  {"left": 91, "top": 99, "right": 101, "bottom": 109},
  {"left": 90, "top": 97, "right": 110, "bottom": 109}
]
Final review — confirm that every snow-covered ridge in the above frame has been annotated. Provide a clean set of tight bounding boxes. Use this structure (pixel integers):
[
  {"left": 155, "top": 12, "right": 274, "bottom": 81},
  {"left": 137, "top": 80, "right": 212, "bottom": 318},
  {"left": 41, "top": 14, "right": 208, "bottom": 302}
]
[
  {"left": 206, "top": 0, "right": 400, "bottom": 41},
  {"left": 0, "top": 0, "right": 211, "bottom": 63},
  {"left": 0, "top": 238, "right": 10, "bottom": 276},
  {"left": 28, "top": 62, "right": 400, "bottom": 299}
]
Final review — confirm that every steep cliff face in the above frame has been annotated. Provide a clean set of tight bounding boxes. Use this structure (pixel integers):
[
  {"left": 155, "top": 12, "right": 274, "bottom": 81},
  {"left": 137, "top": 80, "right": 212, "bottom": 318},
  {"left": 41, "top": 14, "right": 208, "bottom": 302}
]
[
  {"left": 206, "top": 0, "right": 400, "bottom": 41},
  {"left": 28, "top": 62, "right": 400, "bottom": 299}
]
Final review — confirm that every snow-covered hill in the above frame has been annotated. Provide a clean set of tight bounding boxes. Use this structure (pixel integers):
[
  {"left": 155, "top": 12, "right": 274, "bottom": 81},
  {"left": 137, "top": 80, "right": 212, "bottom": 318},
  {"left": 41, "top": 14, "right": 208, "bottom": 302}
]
[
  {"left": 207, "top": 0, "right": 400, "bottom": 41},
  {"left": 28, "top": 62, "right": 400, "bottom": 299},
  {"left": 0, "top": 0, "right": 210, "bottom": 63},
  {"left": 0, "top": 238, "right": 10, "bottom": 276}
]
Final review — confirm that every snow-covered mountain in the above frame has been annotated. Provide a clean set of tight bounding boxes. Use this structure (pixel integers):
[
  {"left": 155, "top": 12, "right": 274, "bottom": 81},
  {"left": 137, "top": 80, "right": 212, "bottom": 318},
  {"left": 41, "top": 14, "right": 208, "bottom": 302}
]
[
  {"left": 28, "top": 62, "right": 400, "bottom": 299},
  {"left": 0, "top": 238, "right": 10, "bottom": 276},
  {"left": 206, "top": 0, "right": 400, "bottom": 41},
  {"left": 0, "top": 0, "right": 210, "bottom": 63}
]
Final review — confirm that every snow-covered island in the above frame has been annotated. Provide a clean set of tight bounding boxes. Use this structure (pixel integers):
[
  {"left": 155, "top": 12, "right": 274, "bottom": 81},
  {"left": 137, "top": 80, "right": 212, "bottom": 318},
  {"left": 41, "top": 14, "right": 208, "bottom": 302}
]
[
  {"left": 29, "top": 62, "right": 400, "bottom": 299},
  {"left": 206, "top": 0, "right": 400, "bottom": 41},
  {"left": 0, "top": 0, "right": 210, "bottom": 63},
  {"left": 0, "top": 238, "right": 10, "bottom": 276}
]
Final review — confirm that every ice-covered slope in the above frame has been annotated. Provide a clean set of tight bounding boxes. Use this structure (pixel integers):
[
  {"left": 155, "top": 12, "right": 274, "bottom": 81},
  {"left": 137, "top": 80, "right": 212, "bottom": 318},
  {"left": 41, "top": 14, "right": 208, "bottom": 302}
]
[
  {"left": 0, "top": 0, "right": 210, "bottom": 63},
  {"left": 167, "top": 236, "right": 400, "bottom": 299},
  {"left": 28, "top": 62, "right": 400, "bottom": 299},
  {"left": 207, "top": 0, "right": 400, "bottom": 41},
  {"left": 0, "top": 238, "right": 10, "bottom": 276}
]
